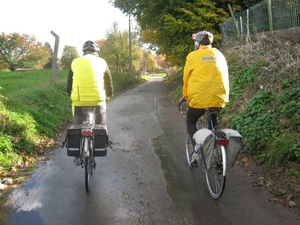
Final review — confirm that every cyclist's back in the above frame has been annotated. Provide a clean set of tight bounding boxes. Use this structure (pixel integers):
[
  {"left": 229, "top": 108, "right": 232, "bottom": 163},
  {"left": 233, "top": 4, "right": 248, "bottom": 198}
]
[
  {"left": 67, "top": 40, "right": 113, "bottom": 125},
  {"left": 71, "top": 54, "right": 108, "bottom": 106},
  {"left": 181, "top": 31, "right": 230, "bottom": 148},
  {"left": 184, "top": 46, "right": 229, "bottom": 109}
]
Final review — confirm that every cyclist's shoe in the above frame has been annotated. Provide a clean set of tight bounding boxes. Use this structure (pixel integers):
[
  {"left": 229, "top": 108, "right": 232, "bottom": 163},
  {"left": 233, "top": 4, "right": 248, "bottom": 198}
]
[
  {"left": 73, "top": 157, "right": 80, "bottom": 166},
  {"left": 191, "top": 154, "right": 199, "bottom": 167}
]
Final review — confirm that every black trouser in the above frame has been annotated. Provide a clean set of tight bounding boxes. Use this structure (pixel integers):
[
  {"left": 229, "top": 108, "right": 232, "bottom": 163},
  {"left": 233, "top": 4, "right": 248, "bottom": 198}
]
[
  {"left": 73, "top": 105, "right": 106, "bottom": 125},
  {"left": 186, "top": 107, "right": 217, "bottom": 146}
]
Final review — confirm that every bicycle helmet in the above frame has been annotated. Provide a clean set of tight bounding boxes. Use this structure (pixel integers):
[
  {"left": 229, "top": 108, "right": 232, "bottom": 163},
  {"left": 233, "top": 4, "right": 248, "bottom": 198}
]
[
  {"left": 82, "top": 40, "right": 100, "bottom": 53},
  {"left": 193, "top": 31, "right": 213, "bottom": 46}
]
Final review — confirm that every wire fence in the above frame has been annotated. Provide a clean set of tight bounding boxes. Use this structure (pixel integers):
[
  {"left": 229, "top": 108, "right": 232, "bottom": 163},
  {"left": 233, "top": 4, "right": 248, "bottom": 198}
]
[{"left": 220, "top": 0, "right": 300, "bottom": 40}]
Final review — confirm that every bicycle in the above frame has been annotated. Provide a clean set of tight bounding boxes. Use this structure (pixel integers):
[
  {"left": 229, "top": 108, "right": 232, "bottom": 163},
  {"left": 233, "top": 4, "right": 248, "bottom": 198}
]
[
  {"left": 179, "top": 99, "right": 229, "bottom": 199},
  {"left": 80, "top": 107, "right": 96, "bottom": 193},
  {"left": 63, "top": 107, "right": 111, "bottom": 193}
]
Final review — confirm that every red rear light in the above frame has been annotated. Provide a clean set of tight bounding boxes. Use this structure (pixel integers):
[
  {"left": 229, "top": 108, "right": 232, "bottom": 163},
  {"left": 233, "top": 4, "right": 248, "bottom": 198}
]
[
  {"left": 81, "top": 129, "right": 93, "bottom": 136},
  {"left": 216, "top": 139, "right": 229, "bottom": 146}
]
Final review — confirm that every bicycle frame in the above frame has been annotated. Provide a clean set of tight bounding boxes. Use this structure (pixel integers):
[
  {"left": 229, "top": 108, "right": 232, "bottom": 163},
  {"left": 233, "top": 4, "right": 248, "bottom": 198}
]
[{"left": 79, "top": 108, "right": 95, "bottom": 158}]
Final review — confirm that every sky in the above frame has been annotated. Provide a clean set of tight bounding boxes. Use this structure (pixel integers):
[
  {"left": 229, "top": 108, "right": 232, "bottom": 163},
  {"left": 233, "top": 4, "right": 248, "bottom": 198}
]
[{"left": 1, "top": 0, "right": 129, "bottom": 57}]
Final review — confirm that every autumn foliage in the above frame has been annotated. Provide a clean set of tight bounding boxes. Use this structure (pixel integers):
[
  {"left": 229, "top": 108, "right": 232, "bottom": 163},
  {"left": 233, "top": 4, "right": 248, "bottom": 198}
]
[{"left": 0, "top": 32, "right": 51, "bottom": 71}]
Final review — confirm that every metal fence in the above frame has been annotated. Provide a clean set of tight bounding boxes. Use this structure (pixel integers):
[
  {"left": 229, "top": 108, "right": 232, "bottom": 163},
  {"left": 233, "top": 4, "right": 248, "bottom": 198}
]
[{"left": 220, "top": 0, "right": 300, "bottom": 39}]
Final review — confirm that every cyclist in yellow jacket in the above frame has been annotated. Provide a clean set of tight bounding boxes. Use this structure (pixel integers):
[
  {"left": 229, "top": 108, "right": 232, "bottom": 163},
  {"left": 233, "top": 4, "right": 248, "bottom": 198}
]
[
  {"left": 67, "top": 40, "right": 113, "bottom": 125},
  {"left": 181, "top": 30, "right": 229, "bottom": 147}
]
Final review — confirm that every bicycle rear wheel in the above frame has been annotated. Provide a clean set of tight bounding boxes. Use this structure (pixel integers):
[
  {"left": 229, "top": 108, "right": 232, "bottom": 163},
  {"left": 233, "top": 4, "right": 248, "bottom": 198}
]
[
  {"left": 89, "top": 140, "right": 94, "bottom": 176},
  {"left": 205, "top": 145, "right": 227, "bottom": 199},
  {"left": 84, "top": 157, "right": 91, "bottom": 192}
]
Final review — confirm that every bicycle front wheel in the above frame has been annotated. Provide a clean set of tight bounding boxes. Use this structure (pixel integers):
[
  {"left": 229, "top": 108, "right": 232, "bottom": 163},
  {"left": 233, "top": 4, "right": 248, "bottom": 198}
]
[
  {"left": 185, "top": 135, "right": 194, "bottom": 168},
  {"left": 205, "top": 145, "right": 227, "bottom": 199}
]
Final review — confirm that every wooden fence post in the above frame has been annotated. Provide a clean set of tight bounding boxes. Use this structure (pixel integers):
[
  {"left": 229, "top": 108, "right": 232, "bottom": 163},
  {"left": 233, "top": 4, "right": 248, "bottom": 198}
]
[
  {"left": 50, "top": 31, "right": 60, "bottom": 86},
  {"left": 246, "top": 9, "right": 250, "bottom": 42},
  {"left": 228, "top": 4, "right": 240, "bottom": 38},
  {"left": 267, "top": 0, "right": 273, "bottom": 34}
]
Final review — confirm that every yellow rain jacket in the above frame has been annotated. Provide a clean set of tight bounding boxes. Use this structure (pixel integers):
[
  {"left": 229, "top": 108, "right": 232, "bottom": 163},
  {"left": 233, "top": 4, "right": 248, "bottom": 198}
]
[
  {"left": 183, "top": 45, "right": 229, "bottom": 108},
  {"left": 71, "top": 54, "right": 107, "bottom": 106}
]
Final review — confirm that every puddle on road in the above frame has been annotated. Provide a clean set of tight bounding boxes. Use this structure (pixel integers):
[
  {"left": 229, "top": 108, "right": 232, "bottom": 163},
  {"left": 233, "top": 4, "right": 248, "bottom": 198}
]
[
  {"left": 4, "top": 155, "right": 61, "bottom": 225},
  {"left": 150, "top": 115, "right": 191, "bottom": 209}
]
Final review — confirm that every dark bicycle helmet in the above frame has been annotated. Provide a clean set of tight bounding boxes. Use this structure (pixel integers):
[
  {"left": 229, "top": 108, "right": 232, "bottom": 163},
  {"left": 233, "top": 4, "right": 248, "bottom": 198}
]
[
  {"left": 193, "top": 31, "right": 214, "bottom": 46},
  {"left": 82, "top": 40, "right": 100, "bottom": 53}
]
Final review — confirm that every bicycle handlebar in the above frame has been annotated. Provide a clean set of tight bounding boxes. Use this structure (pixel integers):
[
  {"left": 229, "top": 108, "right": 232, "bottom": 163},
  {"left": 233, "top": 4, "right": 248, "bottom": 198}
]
[
  {"left": 178, "top": 98, "right": 221, "bottom": 115},
  {"left": 204, "top": 108, "right": 221, "bottom": 115},
  {"left": 178, "top": 98, "right": 187, "bottom": 113}
]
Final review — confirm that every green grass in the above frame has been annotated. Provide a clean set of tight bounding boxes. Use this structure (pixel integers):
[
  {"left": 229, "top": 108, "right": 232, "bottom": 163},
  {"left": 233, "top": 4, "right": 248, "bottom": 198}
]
[{"left": 0, "top": 69, "right": 146, "bottom": 173}]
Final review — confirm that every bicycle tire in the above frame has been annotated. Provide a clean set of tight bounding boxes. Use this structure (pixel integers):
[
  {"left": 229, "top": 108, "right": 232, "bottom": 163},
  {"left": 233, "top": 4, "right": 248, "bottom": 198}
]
[
  {"left": 84, "top": 157, "right": 90, "bottom": 192},
  {"left": 205, "top": 145, "right": 227, "bottom": 199},
  {"left": 89, "top": 139, "right": 94, "bottom": 176},
  {"left": 185, "top": 135, "right": 194, "bottom": 168},
  {"left": 90, "top": 155, "right": 94, "bottom": 176},
  {"left": 84, "top": 137, "right": 94, "bottom": 193}
]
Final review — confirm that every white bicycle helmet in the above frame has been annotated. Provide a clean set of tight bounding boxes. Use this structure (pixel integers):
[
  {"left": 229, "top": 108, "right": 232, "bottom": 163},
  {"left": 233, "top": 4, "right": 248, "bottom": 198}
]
[
  {"left": 82, "top": 40, "right": 100, "bottom": 53},
  {"left": 193, "top": 31, "right": 214, "bottom": 45}
]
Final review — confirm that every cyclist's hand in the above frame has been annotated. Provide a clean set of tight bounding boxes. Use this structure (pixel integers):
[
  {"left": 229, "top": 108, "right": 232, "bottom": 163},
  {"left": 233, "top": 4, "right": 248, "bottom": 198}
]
[
  {"left": 180, "top": 96, "right": 188, "bottom": 103},
  {"left": 178, "top": 96, "right": 188, "bottom": 113}
]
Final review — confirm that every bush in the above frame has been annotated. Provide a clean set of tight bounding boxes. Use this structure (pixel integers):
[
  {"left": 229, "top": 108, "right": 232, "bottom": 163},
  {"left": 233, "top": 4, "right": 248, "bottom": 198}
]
[{"left": 223, "top": 34, "right": 300, "bottom": 168}]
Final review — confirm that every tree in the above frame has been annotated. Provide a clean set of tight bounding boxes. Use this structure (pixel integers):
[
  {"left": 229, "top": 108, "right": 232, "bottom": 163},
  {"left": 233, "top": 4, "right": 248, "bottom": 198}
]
[
  {"left": 43, "top": 42, "right": 53, "bottom": 69},
  {"left": 111, "top": 0, "right": 228, "bottom": 67},
  {"left": 60, "top": 46, "right": 79, "bottom": 69},
  {"left": 100, "top": 22, "right": 143, "bottom": 74},
  {"left": 140, "top": 51, "right": 159, "bottom": 75},
  {"left": 156, "top": 54, "right": 168, "bottom": 69},
  {"left": 214, "top": 0, "right": 262, "bottom": 14},
  {"left": 99, "top": 23, "right": 127, "bottom": 73},
  {"left": 0, "top": 32, "right": 51, "bottom": 71}
]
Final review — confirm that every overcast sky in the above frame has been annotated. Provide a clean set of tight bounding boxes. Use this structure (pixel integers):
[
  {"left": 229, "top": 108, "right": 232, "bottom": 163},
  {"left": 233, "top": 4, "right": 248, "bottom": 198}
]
[{"left": 1, "top": 0, "right": 129, "bottom": 57}]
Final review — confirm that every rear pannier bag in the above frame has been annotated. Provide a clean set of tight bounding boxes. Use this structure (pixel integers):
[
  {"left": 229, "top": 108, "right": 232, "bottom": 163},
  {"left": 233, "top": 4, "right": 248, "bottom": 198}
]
[
  {"left": 66, "top": 125, "right": 81, "bottom": 156},
  {"left": 193, "top": 129, "right": 215, "bottom": 169},
  {"left": 221, "top": 129, "right": 243, "bottom": 167},
  {"left": 93, "top": 125, "right": 109, "bottom": 157}
]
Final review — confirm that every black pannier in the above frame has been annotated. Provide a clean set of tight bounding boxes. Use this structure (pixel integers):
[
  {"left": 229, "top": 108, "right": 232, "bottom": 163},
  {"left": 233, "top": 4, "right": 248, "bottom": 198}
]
[
  {"left": 93, "top": 125, "right": 108, "bottom": 157},
  {"left": 66, "top": 125, "right": 81, "bottom": 156}
]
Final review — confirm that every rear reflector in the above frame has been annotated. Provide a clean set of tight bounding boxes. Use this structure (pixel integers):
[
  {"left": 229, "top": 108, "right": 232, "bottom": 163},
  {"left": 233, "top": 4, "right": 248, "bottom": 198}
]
[
  {"left": 216, "top": 139, "right": 229, "bottom": 146},
  {"left": 81, "top": 129, "right": 93, "bottom": 136}
]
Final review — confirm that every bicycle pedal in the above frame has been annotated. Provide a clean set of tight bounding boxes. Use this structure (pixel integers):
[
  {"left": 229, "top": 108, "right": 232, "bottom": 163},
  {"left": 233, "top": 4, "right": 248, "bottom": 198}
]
[
  {"left": 73, "top": 158, "right": 80, "bottom": 166},
  {"left": 191, "top": 162, "right": 200, "bottom": 167},
  {"left": 191, "top": 158, "right": 200, "bottom": 167}
]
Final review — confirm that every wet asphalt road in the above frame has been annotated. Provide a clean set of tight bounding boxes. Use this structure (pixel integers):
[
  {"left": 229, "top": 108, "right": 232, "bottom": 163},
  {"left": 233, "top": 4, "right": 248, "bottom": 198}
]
[{"left": 5, "top": 77, "right": 300, "bottom": 225}]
